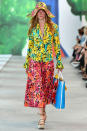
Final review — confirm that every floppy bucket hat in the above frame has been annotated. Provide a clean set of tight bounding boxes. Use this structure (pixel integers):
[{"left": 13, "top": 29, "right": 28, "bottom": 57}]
[{"left": 26, "top": 2, "right": 55, "bottom": 18}]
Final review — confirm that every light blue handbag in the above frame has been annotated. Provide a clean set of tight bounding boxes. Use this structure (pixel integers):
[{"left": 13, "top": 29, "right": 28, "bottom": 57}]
[{"left": 54, "top": 80, "right": 65, "bottom": 109}]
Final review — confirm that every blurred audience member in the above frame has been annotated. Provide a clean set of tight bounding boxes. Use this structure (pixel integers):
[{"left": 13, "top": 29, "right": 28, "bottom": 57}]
[{"left": 71, "top": 26, "right": 87, "bottom": 83}]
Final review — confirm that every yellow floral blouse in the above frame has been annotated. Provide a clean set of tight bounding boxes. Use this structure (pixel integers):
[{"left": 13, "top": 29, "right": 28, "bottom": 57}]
[{"left": 24, "top": 22, "right": 64, "bottom": 69}]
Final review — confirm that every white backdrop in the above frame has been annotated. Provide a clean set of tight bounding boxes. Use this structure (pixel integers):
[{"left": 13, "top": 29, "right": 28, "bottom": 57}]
[{"left": 59, "top": 0, "right": 81, "bottom": 56}]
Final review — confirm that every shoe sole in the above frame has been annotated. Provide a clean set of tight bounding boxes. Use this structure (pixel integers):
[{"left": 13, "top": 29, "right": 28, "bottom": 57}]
[{"left": 38, "top": 124, "right": 45, "bottom": 129}]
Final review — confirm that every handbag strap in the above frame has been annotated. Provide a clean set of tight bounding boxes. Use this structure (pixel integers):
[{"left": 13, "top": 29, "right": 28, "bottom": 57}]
[{"left": 58, "top": 70, "right": 63, "bottom": 80}]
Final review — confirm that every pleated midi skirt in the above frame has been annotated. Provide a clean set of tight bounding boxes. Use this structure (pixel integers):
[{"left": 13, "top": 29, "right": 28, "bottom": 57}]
[{"left": 24, "top": 58, "right": 56, "bottom": 108}]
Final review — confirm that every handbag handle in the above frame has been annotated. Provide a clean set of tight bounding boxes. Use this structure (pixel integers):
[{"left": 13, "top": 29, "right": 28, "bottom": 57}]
[{"left": 58, "top": 70, "right": 63, "bottom": 80}]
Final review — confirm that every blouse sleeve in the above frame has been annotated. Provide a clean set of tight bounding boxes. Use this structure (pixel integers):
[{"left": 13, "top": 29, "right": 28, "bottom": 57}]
[
  {"left": 53, "top": 24, "right": 64, "bottom": 69},
  {"left": 24, "top": 33, "right": 34, "bottom": 69}
]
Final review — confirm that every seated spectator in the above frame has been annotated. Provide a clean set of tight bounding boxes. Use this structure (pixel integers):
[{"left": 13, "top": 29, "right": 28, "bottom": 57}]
[
  {"left": 78, "top": 27, "right": 87, "bottom": 70},
  {"left": 71, "top": 26, "right": 85, "bottom": 63},
  {"left": 81, "top": 26, "right": 87, "bottom": 46},
  {"left": 71, "top": 26, "right": 87, "bottom": 83},
  {"left": 78, "top": 42, "right": 87, "bottom": 73}
]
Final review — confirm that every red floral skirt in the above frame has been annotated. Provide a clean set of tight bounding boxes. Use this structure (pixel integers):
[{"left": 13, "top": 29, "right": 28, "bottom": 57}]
[{"left": 24, "top": 58, "right": 56, "bottom": 108}]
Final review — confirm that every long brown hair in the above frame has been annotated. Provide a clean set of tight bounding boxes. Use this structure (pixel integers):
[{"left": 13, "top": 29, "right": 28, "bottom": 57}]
[{"left": 27, "top": 10, "right": 55, "bottom": 36}]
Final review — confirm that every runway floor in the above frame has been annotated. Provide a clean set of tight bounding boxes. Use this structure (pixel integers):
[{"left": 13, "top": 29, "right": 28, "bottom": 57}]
[{"left": 0, "top": 55, "right": 87, "bottom": 131}]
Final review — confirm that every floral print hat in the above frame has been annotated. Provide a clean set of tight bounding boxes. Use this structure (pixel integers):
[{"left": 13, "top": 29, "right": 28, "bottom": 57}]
[{"left": 26, "top": 2, "right": 55, "bottom": 18}]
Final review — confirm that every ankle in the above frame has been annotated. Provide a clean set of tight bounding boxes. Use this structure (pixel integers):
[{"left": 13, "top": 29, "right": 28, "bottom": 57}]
[{"left": 39, "top": 112, "right": 46, "bottom": 120}]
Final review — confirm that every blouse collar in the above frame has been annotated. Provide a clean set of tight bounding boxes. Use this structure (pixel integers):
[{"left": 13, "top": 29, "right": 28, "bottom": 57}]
[{"left": 36, "top": 23, "right": 48, "bottom": 40}]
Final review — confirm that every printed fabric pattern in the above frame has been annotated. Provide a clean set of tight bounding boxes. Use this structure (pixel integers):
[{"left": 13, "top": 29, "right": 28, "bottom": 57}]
[
  {"left": 24, "top": 22, "right": 64, "bottom": 70},
  {"left": 24, "top": 58, "right": 56, "bottom": 108}
]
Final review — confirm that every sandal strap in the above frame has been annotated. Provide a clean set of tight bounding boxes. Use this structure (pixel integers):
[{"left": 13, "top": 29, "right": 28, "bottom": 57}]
[
  {"left": 38, "top": 111, "right": 47, "bottom": 123},
  {"left": 38, "top": 119, "right": 45, "bottom": 125}
]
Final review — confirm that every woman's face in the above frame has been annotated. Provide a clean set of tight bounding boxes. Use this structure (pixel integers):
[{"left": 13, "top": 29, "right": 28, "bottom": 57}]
[{"left": 37, "top": 9, "right": 46, "bottom": 20}]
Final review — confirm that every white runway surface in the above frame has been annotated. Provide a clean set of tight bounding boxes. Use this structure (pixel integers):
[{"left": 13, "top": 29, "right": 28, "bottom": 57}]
[{"left": 0, "top": 56, "right": 87, "bottom": 131}]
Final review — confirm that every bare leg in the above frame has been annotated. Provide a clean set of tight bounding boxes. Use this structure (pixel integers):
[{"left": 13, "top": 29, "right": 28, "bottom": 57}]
[
  {"left": 85, "top": 51, "right": 87, "bottom": 67},
  {"left": 38, "top": 107, "right": 46, "bottom": 129},
  {"left": 82, "top": 51, "right": 87, "bottom": 79},
  {"left": 39, "top": 107, "right": 46, "bottom": 120}
]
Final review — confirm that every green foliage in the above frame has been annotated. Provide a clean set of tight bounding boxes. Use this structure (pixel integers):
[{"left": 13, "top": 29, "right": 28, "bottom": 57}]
[
  {"left": 67, "top": 0, "right": 87, "bottom": 20},
  {"left": 0, "top": 0, "right": 36, "bottom": 55}
]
